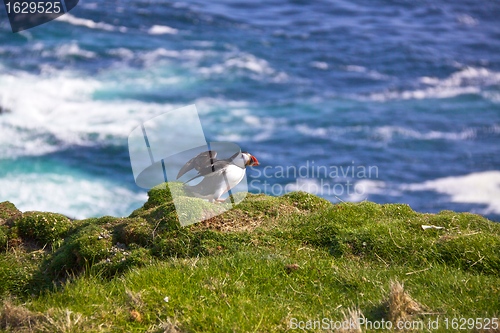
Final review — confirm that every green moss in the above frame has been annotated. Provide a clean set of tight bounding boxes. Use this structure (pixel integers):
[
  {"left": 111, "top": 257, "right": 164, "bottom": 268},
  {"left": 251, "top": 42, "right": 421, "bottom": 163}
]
[
  {"left": 16, "top": 212, "right": 72, "bottom": 247},
  {"left": 284, "top": 201, "right": 500, "bottom": 275},
  {"left": 136, "top": 203, "right": 180, "bottom": 231},
  {"left": 1, "top": 183, "right": 500, "bottom": 332},
  {"left": 173, "top": 196, "right": 228, "bottom": 226},
  {"left": 152, "top": 230, "right": 207, "bottom": 258},
  {"left": 142, "top": 182, "right": 186, "bottom": 209},
  {"left": 0, "top": 253, "right": 40, "bottom": 296},
  {"left": 232, "top": 193, "right": 284, "bottom": 217},
  {"left": 282, "top": 191, "right": 332, "bottom": 211},
  {"left": 137, "top": 182, "right": 231, "bottom": 227},
  {"left": 92, "top": 245, "right": 154, "bottom": 277},
  {"left": 115, "top": 217, "right": 153, "bottom": 246},
  {"left": 73, "top": 225, "right": 113, "bottom": 262},
  {"left": 437, "top": 232, "right": 500, "bottom": 274},
  {"left": 48, "top": 224, "right": 113, "bottom": 276},
  {"left": 381, "top": 202, "right": 420, "bottom": 219}
]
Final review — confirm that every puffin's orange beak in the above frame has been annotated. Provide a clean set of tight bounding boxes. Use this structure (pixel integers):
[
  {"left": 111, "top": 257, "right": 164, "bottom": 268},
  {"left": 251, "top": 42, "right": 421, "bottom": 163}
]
[{"left": 251, "top": 155, "right": 259, "bottom": 166}]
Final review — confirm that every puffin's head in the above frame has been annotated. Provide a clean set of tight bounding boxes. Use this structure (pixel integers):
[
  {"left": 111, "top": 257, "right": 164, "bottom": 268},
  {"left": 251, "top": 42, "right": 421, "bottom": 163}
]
[{"left": 241, "top": 152, "right": 259, "bottom": 167}]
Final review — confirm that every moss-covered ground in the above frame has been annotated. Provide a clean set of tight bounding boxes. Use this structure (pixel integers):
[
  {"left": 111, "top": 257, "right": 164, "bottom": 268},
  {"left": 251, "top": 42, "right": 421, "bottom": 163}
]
[{"left": 0, "top": 183, "right": 498, "bottom": 332}]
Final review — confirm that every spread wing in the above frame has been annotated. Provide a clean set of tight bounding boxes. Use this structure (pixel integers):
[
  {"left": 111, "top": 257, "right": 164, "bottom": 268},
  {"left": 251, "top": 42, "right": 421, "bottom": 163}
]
[
  {"left": 176, "top": 150, "right": 218, "bottom": 179},
  {"left": 183, "top": 158, "right": 234, "bottom": 184}
]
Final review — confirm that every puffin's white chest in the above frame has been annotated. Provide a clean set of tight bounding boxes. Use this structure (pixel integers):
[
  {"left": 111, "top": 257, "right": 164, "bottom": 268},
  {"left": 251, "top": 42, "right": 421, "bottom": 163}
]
[{"left": 223, "top": 164, "right": 246, "bottom": 190}]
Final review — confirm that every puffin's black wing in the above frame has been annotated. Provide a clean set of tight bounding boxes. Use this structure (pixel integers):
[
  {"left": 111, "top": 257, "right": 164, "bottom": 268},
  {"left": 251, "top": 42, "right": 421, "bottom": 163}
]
[
  {"left": 183, "top": 158, "right": 234, "bottom": 184},
  {"left": 176, "top": 150, "right": 218, "bottom": 179}
]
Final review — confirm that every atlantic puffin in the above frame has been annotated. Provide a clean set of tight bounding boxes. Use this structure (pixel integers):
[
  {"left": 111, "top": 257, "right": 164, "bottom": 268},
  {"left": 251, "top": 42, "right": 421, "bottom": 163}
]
[{"left": 176, "top": 150, "right": 259, "bottom": 202}]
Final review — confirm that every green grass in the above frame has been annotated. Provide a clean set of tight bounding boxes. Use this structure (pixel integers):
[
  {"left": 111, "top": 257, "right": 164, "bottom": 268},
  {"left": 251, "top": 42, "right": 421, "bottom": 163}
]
[{"left": 0, "top": 182, "right": 499, "bottom": 332}]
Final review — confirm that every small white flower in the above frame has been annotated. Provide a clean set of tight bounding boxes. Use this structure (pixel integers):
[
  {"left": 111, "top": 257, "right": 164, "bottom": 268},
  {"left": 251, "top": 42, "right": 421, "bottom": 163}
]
[{"left": 164, "top": 296, "right": 169, "bottom": 303}]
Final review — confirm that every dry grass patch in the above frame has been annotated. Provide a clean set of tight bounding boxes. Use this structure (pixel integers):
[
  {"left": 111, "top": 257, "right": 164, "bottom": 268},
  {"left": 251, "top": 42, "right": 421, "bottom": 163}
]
[
  {"left": 192, "top": 210, "right": 265, "bottom": 233},
  {"left": 41, "top": 309, "right": 85, "bottom": 333},
  {"left": 147, "top": 317, "right": 184, "bottom": 333},
  {"left": 338, "top": 307, "right": 364, "bottom": 333},
  {"left": 125, "top": 289, "right": 145, "bottom": 309},
  {"left": 190, "top": 200, "right": 297, "bottom": 233},
  {"left": 0, "top": 300, "right": 42, "bottom": 332},
  {"left": 388, "top": 280, "right": 427, "bottom": 329},
  {"left": 0, "top": 303, "right": 96, "bottom": 333}
]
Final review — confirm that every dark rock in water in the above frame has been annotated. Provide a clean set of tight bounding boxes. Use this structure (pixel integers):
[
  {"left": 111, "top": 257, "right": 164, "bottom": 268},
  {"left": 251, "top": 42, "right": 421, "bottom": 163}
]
[{"left": 0, "top": 105, "right": 11, "bottom": 115}]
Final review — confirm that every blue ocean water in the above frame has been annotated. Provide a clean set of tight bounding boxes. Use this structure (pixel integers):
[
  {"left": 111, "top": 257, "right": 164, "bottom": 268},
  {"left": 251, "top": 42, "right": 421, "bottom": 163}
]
[{"left": 0, "top": 0, "right": 499, "bottom": 220}]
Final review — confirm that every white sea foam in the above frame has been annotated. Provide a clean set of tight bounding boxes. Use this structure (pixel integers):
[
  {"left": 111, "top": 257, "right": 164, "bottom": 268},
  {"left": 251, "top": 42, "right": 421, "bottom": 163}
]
[
  {"left": 456, "top": 14, "right": 478, "bottom": 26},
  {"left": 250, "top": 116, "right": 287, "bottom": 142},
  {"left": 0, "top": 70, "right": 179, "bottom": 158},
  {"left": 0, "top": 172, "right": 147, "bottom": 219},
  {"left": 194, "top": 97, "right": 249, "bottom": 116},
  {"left": 138, "top": 48, "right": 210, "bottom": 66},
  {"left": 296, "top": 124, "right": 330, "bottom": 138},
  {"left": 347, "top": 179, "right": 388, "bottom": 202},
  {"left": 310, "top": 61, "right": 329, "bottom": 70},
  {"left": 236, "top": 111, "right": 286, "bottom": 142},
  {"left": 48, "top": 43, "right": 97, "bottom": 59},
  {"left": 370, "top": 86, "right": 479, "bottom": 101},
  {"left": 243, "top": 115, "right": 261, "bottom": 126},
  {"left": 296, "top": 124, "right": 476, "bottom": 142},
  {"left": 189, "top": 103, "right": 286, "bottom": 143},
  {"left": 345, "top": 65, "right": 389, "bottom": 80},
  {"left": 18, "top": 30, "right": 33, "bottom": 41},
  {"left": 200, "top": 53, "right": 274, "bottom": 75},
  {"left": 117, "top": 48, "right": 285, "bottom": 81},
  {"left": 198, "top": 52, "right": 288, "bottom": 82},
  {"left": 107, "top": 47, "right": 135, "bottom": 60},
  {"left": 482, "top": 91, "right": 500, "bottom": 103},
  {"left": 0, "top": 70, "right": 259, "bottom": 158},
  {"left": 372, "top": 126, "right": 476, "bottom": 141},
  {"left": 370, "top": 67, "right": 500, "bottom": 101},
  {"left": 148, "top": 25, "right": 179, "bottom": 35},
  {"left": 403, "top": 171, "right": 500, "bottom": 215},
  {"left": 346, "top": 65, "right": 366, "bottom": 72},
  {"left": 214, "top": 133, "right": 243, "bottom": 142},
  {"left": 56, "top": 14, "right": 127, "bottom": 32}
]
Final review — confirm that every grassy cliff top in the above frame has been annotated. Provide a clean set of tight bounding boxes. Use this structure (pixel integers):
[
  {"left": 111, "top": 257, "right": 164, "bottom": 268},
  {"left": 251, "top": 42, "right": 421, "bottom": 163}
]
[{"left": 0, "top": 183, "right": 499, "bottom": 332}]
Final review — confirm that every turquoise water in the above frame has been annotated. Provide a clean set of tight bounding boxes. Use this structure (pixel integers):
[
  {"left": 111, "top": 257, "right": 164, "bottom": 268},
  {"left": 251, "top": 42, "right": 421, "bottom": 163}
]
[{"left": 0, "top": 0, "right": 499, "bottom": 220}]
